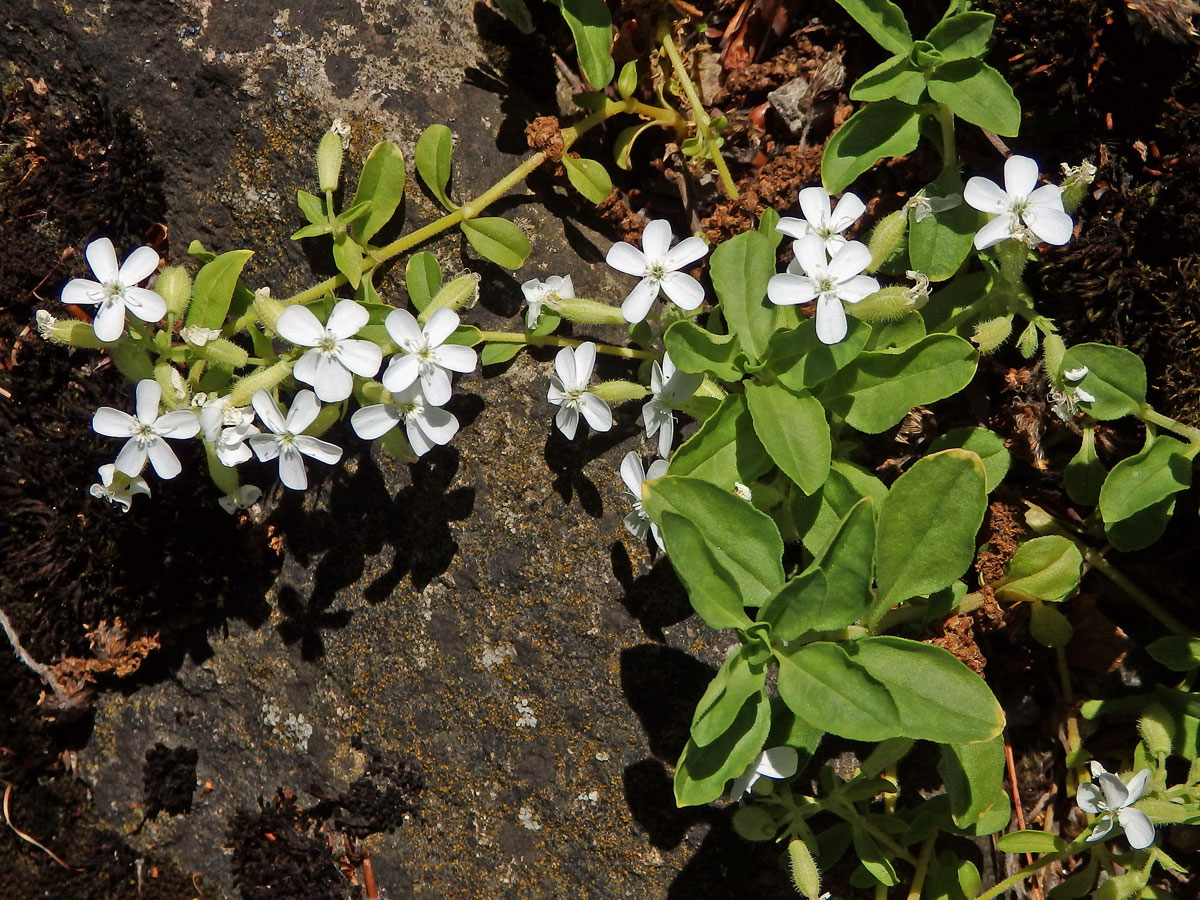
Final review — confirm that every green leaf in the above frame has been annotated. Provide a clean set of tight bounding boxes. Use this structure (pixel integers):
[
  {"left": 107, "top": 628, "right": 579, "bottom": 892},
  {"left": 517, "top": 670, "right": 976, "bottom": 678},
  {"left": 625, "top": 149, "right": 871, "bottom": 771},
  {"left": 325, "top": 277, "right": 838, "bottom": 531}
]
[
  {"left": 349, "top": 140, "right": 406, "bottom": 242},
  {"left": 996, "top": 830, "right": 1066, "bottom": 855},
  {"left": 853, "top": 827, "right": 899, "bottom": 887},
  {"left": 873, "top": 449, "right": 987, "bottom": 619},
  {"left": 792, "top": 460, "right": 888, "bottom": 556},
  {"left": 926, "top": 11, "right": 995, "bottom": 61},
  {"left": 863, "top": 313, "right": 926, "bottom": 350},
  {"left": 616, "top": 60, "right": 637, "bottom": 99},
  {"left": 929, "top": 427, "right": 1010, "bottom": 492},
  {"left": 414, "top": 123, "right": 455, "bottom": 209},
  {"left": 1147, "top": 636, "right": 1200, "bottom": 672},
  {"left": 927, "top": 60, "right": 1021, "bottom": 136},
  {"left": 1064, "top": 427, "right": 1107, "bottom": 506},
  {"left": 822, "top": 100, "right": 921, "bottom": 194},
  {"left": 481, "top": 342, "right": 522, "bottom": 367},
  {"left": 644, "top": 475, "right": 785, "bottom": 610},
  {"left": 1100, "top": 434, "right": 1195, "bottom": 526},
  {"left": 493, "top": 0, "right": 533, "bottom": 32},
  {"left": 296, "top": 189, "right": 326, "bottom": 225},
  {"left": 995, "top": 536, "right": 1083, "bottom": 604},
  {"left": 668, "top": 394, "right": 773, "bottom": 490},
  {"left": 659, "top": 513, "right": 754, "bottom": 630},
  {"left": 184, "top": 249, "right": 254, "bottom": 330},
  {"left": 745, "top": 382, "right": 831, "bottom": 494},
  {"left": 759, "top": 568, "right": 830, "bottom": 641},
  {"left": 850, "top": 54, "right": 926, "bottom": 104},
  {"left": 920, "top": 270, "right": 990, "bottom": 335},
  {"left": 833, "top": 0, "right": 914, "bottom": 54},
  {"left": 664, "top": 321, "right": 743, "bottom": 381},
  {"left": 854, "top": 637, "right": 1005, "bottom": 742},
  {"left": 557, "top": 0, "right": 615, "bottom": 88},
  {"left": 332, "top": 232, "right": 364, "bottom": 288},
  {"left": 938, "top": 735, "right": 1006, "bottom": 827},
  {"left": 1060, "top": 343, "right": 1147, "bottom": 420},
  {"left": 674, "top": 691, "right": 770, "bottom": 807},
  {"left": 405, "top": 252, "right": 442, "bottom": 312},
  {"left": 1029, "top": 602, "right": 1074, "bottom": 648},
  {"left": 710, "top": 230, "right": 778, "bottom": 363},
  {"left": 768, "top": 318, "right": 872, "bottom": 392},
  {"left": 818, "top": 333, "right": 978, "bottom": 433},
  {"left": 1105, "top": 495, "right": 1175, "bottom": 552},
  {"left": 613, "top": 122, "right": 655, "bottom": 170},
  {"left": 775, "top": 642, "right": 902, "bottom": 741},
  {"left": 561, "top": 155, "right": 613, "bottom": 204},
  {"left": 461, "top": 217, "right": 531, "bottom": 269},
  {"left": 690, "top": 650, "right": 767, "bottom": 746},
  {"left": 908, "top": 169, "right": 977, "bottom": 282}
]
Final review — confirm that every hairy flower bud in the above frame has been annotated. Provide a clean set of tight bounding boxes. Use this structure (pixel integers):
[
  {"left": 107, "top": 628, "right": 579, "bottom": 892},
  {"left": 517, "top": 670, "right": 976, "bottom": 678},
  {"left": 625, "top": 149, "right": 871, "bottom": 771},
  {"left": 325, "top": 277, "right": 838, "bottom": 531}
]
[
  {"left": 867, "top": 208, "right": 907, "bottom": 273},
  {"left": 847, "top": 286, "right": 915, "bottom": 323},
  {"left": 548, "top": 296, "right": 627, "bottom": 325},
  {"left": 1059, "top": 160, "right": 1097, "bottom": 214},
  {"left": 36, "top": 311, "right": 109, "bottom": 348},
  {"left": 156, "top": 266, "right": 192, "bottom": 320},
  {"left": 316, "top": 128, "right": 344, "bottom": 193},
  {"left": 228, "top": 358, "right": 295, "bottom": 408},
  {"left": 253, "top": 287, "right": 285, "bottom": 331},
  {"left": 590, "top": 379, "right": 649, "bottom": 404},
  {"left": 972, "top": 315, "right": 1014, "bottom": 355},
  {"left": 419, "top": 272, "right": 480, "bottom": 323}
]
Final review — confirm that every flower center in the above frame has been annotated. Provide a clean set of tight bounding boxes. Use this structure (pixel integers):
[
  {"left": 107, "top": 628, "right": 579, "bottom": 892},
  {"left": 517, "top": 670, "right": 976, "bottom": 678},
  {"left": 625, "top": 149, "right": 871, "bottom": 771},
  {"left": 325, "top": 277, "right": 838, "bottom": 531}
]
[
  {"left": 134, "top": 422, "right": 160, "bottom": 446},
  {"left": 1010, "top": 197, "right": 1031, "bottom": 219},
  {"left": 647, "top": 263, "right": 666, "bottom": 282},
  {"left": 278, "top": 431, "right": 298, "bottom": 450},
  {"left": 816, "top": 224, "right": 835, "bottom": 240},
  {"left": 398, "top": 398, "right": 422, "bottom": 420},
  {"left": 317, "top": 331, "right": 339, "bottom": 353},
  {"left": 816, "top": 274, "right": 837, "bottom": 295},
  {"left": 564, "top": 388, "right": 585, "bottom": 405},
  {"left": 103, "top": 281, "right": 124, "bottom": 301}
]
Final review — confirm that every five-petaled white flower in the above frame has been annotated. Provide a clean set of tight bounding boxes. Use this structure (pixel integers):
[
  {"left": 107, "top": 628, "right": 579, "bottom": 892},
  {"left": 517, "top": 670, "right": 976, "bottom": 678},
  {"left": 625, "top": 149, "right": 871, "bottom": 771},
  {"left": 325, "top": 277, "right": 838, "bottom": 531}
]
[
  {"left": 777, "top": 186, "right": 866, "bottom": 255},
  {"left": 218, "top": 484, "right": 262, "bottom": 515},
  {"left": 964, "top": 155, "right": 1074, "bottom": 250},
  {"left": 641, "top": 352, "right": 701, "bottom": 458},
  {"left": 730, "top": 746, "right": 799, "bottom": 799},
  {"left": 198, "top": 395, "right": 259, "bottom": 467},
  {"left": 61, "top": 238, "right": 167, "bottom": 342},
  {"left": 620, "top": 452, "right": 669, "bottom": 551},
  {"left": 248, "top": 389, "right": 343, "bottom": 491},
  {"left": 382, "top": 307, "right": 477, "bottom": 407},
  {"left": 520, "top": 275, "right": 574, "bottom": 330},
  {"left": 1076, "top": 762, "right": 1155, "bottom": 850},
  {"left": 605, "top": 219, "right": 708, "bottom": 323},
  {"left": 89, "top": 464, "right": 151, "bottom": 512},
  {"left": 350, "top": 383, "right": 460, "bottom": 457},
  {"left": 92, "top": 379, "right": 201, "bottom": 480},
  {"left": 276, "top": 299, "right": 383, "bottom": 403},
  {"left": 547, "top": 342, "right": 612, "bottom": 439},
  {"left": 768, "top": 236, "right": 879, "bottom": 345}
]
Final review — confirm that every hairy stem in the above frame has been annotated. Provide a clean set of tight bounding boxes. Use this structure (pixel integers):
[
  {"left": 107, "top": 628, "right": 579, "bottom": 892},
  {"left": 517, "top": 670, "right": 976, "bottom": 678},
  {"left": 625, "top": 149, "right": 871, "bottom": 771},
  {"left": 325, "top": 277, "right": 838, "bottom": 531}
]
[{"left": 476, "top": 330, "right": 655, "bottom": 360}]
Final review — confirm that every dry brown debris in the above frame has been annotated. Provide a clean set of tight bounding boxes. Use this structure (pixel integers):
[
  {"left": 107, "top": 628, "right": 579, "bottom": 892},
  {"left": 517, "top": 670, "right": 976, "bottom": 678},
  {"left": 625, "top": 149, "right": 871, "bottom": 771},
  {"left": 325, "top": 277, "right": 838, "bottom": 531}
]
[{"left": 524, "top": 116, "right": 565, "bottom": 163}]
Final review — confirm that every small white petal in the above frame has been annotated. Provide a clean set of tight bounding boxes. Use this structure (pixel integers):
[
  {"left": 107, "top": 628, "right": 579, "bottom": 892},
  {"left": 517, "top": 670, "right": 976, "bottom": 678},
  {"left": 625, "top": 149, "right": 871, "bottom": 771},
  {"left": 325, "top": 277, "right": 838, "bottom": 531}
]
[
  {"left": 757, "top": 746, "right": 799, "bottom": 779},
  {"left": 135, "top": 379, "right": 162, "bottom": 424},
  {"left": 662, "top": 236, "right": 708, "bottom": 270},
  {"left": 155, "top": 410, "right": 201, "bottom": 439},
  {"left": 640, "top": 219, "right": 673, "bottom": 261},
  {"left": 646, "top": 459, "right": 669, "bottom": 480},
  {"left": 92, "top": 299, "right": 128, "bottom": 342},
  {"left": 729, "top": 767, "right": 758, "bottom": 799},
  {"left": 123, "top": 286, "right": 167, "bottom": 323},
  {"left": 406, "top": 418, "right": 435, "bottom": 456},
  {"left": 1076, "top": 782, "right": 1103, "bottom": 815},
  {"left": 325, "top": 299, "right": 369, "bottom": 339},
  {"left": 286, "top": 390, "right": 322, "bottom": 433},
  {"left": 384, "top": 307, "right": 425, "bottom": 347},
  {"left": 92, "top": 407, "right": 138, "bottom": 437},
  {"left": 309, "top": 353, "right": 354, "bottom": 403},
  {"left": 249, "top": 433, "right": 282, "bottom": 462},
  {"left": 85, "top": 238, "right": 120, "bottom": 283},
  {"left": 1024, "top": 202, "right": 1074, "bottom": 246},
  {"left": 294, "top": 434, "right": 343, "bottom": 465},
  {"left": 827, "top": 240, "right": 872, "bottom": 281},
  {"left": 605, "top": 241, "right": 649, "bottom": 277},
  {"left": 553, "top": 345, "right": 577, "bottom": 388},
  {"left": 351, "top": 404, "right": 402, "bottom": 440},
  {"left": 146, "top": 439, "right": 183, "bottom": 480},
  {"left": 61, "top": 278, "right": 105, "bottom": 306},
  {"left": 1004, "top": 154, "right": 1041, "bottom": 198},
  {"left": 251, "top": 390, "right": 287, "bottom": 435},
  {"left": 382, "top": 354, "right": 420, "bottom": 393},
  {"left": 547, "top": 376, "right": 566, "bottom": 406},
  {"left": 573, "top": 342, "right": 597, "bottom": 383},
  {"left": 1087, "top": 815, "right": 1116, "bottom": 843},
  {"left": 829, "top": 192, "right": 866, "bottom": 231},
  {"left": 620, "top": 277, "right": 659, "bottom": 323},
  {"left": 815, "top": 294, "right": 849, "bottom": 345},
  {"left": 659, "top": 271, "right": 705, "bottom": 310},
  {"left": 420, "top": 365, "right": 453, "bottom": 407},
  {"left": 797, "top": 187, "right": 833, "bottom": 229},
  {"left": 276, "top": 305, "right": 326, "bottom": 347},
  {"left": 118, "top": 245, "right": 161, "bottom": 285},
  {"left": 277, "top": 447, "right": 309, "bottom": 490},
  {"left": 1118, "top": 808, "right": 1155, "bottom": 849},
  {"left": 963, "top": 176, "right": 1011, "bottom": 215},
  {"left": 774, "top": 216, "right": 811, "bottom": 240},
  {"left": 656, "top": 414, "right": 674, "bottom": 458},
  {"left": 620, "top": 451, "right": 647, "bottom": 496},
  {"left": 1075, "top": 387, "right": 1096, "bottom": 403},
  {"left": 1062, "top": 366, "right": 1089, "bottom": 382},
  {"left": 839, "top": 275, "right": 881, "bottom": 304},
  {"left": 1097, "top": 773, "right": 1130, "bottom": 811},
  {"left": 415, "top": 405, "right": 459, "bottom": 445},
  {"left": 767, "top": 273, "right": 817, "bottom": 306},
  {"left": 335, "top": 339, "right": 384, "bottom": 378},
  {"left": 1123, "top": 769, "right": 1151, "bottom": 804},
  {"left": 430, "top": 343, "right": 478, "bottom": 374},
  {"left": 424, "top": 307, "right": 461, "bottom": 346},
  {"left": 623, "top": 510, "right": 650, "bottom": 541},
  {"left": 114, "top": 440, "right": 149, "bottom": 477},
  {"left": 577, "top": 392, "right": 612, "bottom": 432},
  {"left": 974, "top": 214, "right": 1019, "bottom": 250},
  {"left": 555, "top": 404, "right": 579, "bottom": 439},
  {"left": 792, "top": 235, "right": 828, "bottom": 276}
]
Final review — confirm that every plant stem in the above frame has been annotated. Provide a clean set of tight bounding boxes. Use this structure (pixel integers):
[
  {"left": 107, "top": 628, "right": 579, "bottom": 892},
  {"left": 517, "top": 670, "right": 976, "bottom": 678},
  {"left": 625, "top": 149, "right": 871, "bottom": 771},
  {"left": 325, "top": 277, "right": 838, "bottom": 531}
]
[
  {"left": 476, "top": 330, "right": 655, "bottom": 360},
  {"left": 1081, "top": 545, "right": 1195, "bottom": 636},
  {"left": 1138, "top": 404, "right": 1200, "bottom": 448},
  {"left": 1056, "top": 644, "right": 1083, "bottom": 794},
  {"left": 972, "top": 845, "right": 1081, "bottom": 900},
  {"left": 933, "top": 103, "right": 957, "bottom": 173},
  {"left": 657, "top": 28, "right": 740, "bottom": 199},
  {"left": 906, "top": 834, "right": 938, "bottom": 900}
]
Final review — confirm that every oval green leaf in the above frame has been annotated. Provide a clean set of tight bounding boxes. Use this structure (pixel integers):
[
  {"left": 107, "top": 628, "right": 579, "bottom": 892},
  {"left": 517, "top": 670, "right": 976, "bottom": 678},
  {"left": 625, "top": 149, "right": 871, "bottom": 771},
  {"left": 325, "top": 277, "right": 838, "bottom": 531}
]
[
  {"left": 745, "top": 381, "right": 831, "bottom": 494},
  {"left": 414, "top": 123, "right": 455, "bottom": 209},
  {"left": 561, "top": 154, "right": 613, "bottom": 204},
  {"left": 927, "top": 60, "right": 1021, "bottom": 137},
  {"left": 350, "top": 140, "right": 406, "bottom": 242},
  {"left": 185, "top": 249, "right": 254, "bottom": 330},
  {"left": 1059, "top": 342, "right": 1147, "bottom": 420},
  {"left": 461, "top": 217, "right": 531, "bottom": 270},
  {"left": 822, "top": 100, "right": 922, "bottom": 194}
]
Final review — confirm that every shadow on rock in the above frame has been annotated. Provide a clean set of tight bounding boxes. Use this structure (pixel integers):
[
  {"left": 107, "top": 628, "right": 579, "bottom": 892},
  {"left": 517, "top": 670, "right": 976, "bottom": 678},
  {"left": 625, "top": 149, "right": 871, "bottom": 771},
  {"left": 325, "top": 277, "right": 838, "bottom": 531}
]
[
  {"left": 610, "top": 542, "right": 693, "bottom": 642},
  {"left": 620, "top": 644, "right": 714, "bottom": 762}
]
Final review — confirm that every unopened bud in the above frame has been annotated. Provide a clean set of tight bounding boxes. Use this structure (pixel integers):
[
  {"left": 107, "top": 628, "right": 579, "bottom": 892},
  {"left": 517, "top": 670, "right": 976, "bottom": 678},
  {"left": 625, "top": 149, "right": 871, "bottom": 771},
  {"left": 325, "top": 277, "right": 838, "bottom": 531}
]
[
  {"left": 227, "top": 359, "right": 295, "bottom": 408},
  {"left": 590, "top": 379, "right": 649, "bottom": 404},
  {"left": 156, "top": 266, "right": 192, "bottom": 320},
  {"left": 196, "top": 337, "right": 250, "bottom": 368},
  {"left": 1139, "top": 703, "right": 1174, "bottom": 758},
  {"left": 972, "top": 315, "right": 1013, "bottom": 355},
  {"left": 996, "top": 236, "right": 1031, "bottom": 282},
  {"left": 1059, "top": 160, "right": 1097, "bottom": 214},
  {"left": 37, "top": 312, "right": 108, "bottom": 348},
  {"left": 253, "top": 287, "right": 285, "bottom": 331},
  {"left": 419, "top": 272, "right": 479, "bottom": 324},
  {"left": 316, "top": 128, "right": 344, "bottom": 192},
  {"left": 787, "top": 838, "right": 822, "bottom": 900},
  {"left": 548, "top": 296, "right": 626, "bottom": 325},
  {"left": 847, "top": 286, "right": 915, "bottom": 322},
  {"left": 867, "top": 209, "right": 907, "bottom": 273}
]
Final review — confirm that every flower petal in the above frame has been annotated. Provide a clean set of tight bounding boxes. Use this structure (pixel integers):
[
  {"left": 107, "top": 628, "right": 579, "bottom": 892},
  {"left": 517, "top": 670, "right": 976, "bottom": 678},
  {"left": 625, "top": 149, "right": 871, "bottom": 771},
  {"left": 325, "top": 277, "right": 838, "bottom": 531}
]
[
  {"left": 92, "top": 299, "right": 127, "bottom": 342},
  {"left": 657, "top": 414, "right": 674, "bottom": 458},
  {"left": 774, "top": 216, "right": 810, "bottom": 240},
  {"left": 384, "top": 307, "right": 424, "bottom": 347},
  {"left": 729, "top": 766, "right": 759, "bottom": 799},
  {"left": 547, "top": 376, "right": 566, "bottom": 406},
  {"left": 553, "top": 345, "right": 576, "bottom": 387},
  {"left": 295, "top": 434, "right": 343, "bottom": 465},
  {"left": 620, "top": 277, "right": 659, "bottom": 323},
  {"left": 623, "top": 510, "right": 650, "bottom": 541},
  {"left": 1118, "top": 808, "right": 1155, "bottom": 850},
  {"left": 573, "top": 341, "right": 597, "bottom": 382},
  {"left": 336, "top": 338, "right": 384, "bottom": 378},
  {"left": 351, "top": 403, "right": 402, "bottom": 440},
  {"left": 382, "top": 353, "right": 420, "bottom": 393},
  {"left": 416, "top": 405, "right": 459, "bottom": 445},
  {"left": 156, "top": 410, "right": 201, "bottom": 439},
  {"left": 118, "top": 245, "right": 161, "bottom": 285},
  {"left": 963, "top": 176, "right": 1010, "bottom": 215},
  {"left": 973, "top": 214, "right": 1018, "bottom": 250},
  {"left": 1123, "top": 769, "right": 1151, "bottom": 804},
  {"left": 757, "top": 746, "right": 799, "bottom": 779},
  {"left": 828, "top": 240, "right": 871, "bottom": 281},
  {"left": 839, "top": 275, "right": 881, "bottom": 304},
  {"left": 124, "top": 286, "right": 167, "bottom": 323},
  {"left": 252, "top": 390, "right": 287, "bottom": 435},
  {"left": 1086, "top": 814, "right": 1115, "bottom": 843},
  {"left": 406, "top": 418, "right": 435, "bottom": 456},
  {"left": 92, "top": 407, "right": 137, "bottom": 437},
  {"left": 276, "top": 304, "right": 326, "bottom": 347},
  {"left": 767, "top": 273, "right": 817, "bottom": 306},
  {"left": 647, "top": 459, "right": 669, "bottom": 480},
  {"left": 555, "top": 404, "right": 579, "bottom": 439},
  {"left": 326, "top": 299, "right": 369, "bottom": 339},
  {"left": 1097, "top": 772, "right": 1130, "bottom": 811},
  {"left": 641, "top": 219, "right": 673, "bottom": 261},
  {"left": 792, "top": 234, "right": 828, "bottom": 276},
  {"left": 61, "top": 278, "right": 105, "bottom": 306},
  {"left": 420, "top": 365, "right": 453, "bottom": 407},
  {"left": 431, "top": 343, "right": 478, "bottom": 374},
  {"left": 605, "top": 240, "right": 648, "bottom": 277},
  {"left": 1024, "top": 202, "right": 1074, "bottom": 246},
  {"left": 577, "top": 392, "right": 612, "bottom": 432},
  {"left": 114, "top": 439, "right": 148, "bottom": 477},
  {"left": 285, "top": 390, "right": 322, "bottom": 433},
  {"left": 424, "top": 306, "right": 460, "bottom": 346},
  {"left": 85, "top": 238, "right": 120, "bottom": 283},
  {"left": 659, "top": 271, "right": 705, "bottom": 310},
  {"left": 798, "top": 186, "right": 832, "bottom": 229},
  {"left": 146, "top": 438, "right": 182, "bottom": 480},
  {"left": 815, "top": 294, "right": 848, "bottom": 345},
  {"left": 1004, "top": 154, "right": 1040, "bottom": 198},
  {"left": 620, "top": 451, "right": 646, "bottom": 495},
  {"left": 1076, "top": 782, "right": 1103, "bottom": 815},
  {"left": 830, "top": 191, "right": 866, "bottom": 232},
  {"left": 135, "top": 379, "right": 162, "bottom": 424},
  {"left": 249, "top": 433, "right": 281, "bottom": 462},
  {"left": 662, "top": 235, "right": 708, "bottom": 270},
  {"left": 311, "top": 352, "right": 354, "bottom": 403},
  {"left": 277, "top": 447, "right": 308, "bottom": 490}
]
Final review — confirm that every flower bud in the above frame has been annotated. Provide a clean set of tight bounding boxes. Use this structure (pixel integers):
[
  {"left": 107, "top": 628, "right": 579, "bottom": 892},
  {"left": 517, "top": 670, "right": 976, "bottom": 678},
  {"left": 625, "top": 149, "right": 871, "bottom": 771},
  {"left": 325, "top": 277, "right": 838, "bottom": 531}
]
[
  {"left": 196, "top": 337, "right": 250, "bottom": 369},
  {"left": 36, "top": 312, "right": 109, "bottom": 348},
  {"left": 548, "top": 296, "right": 627, "bottom": 325},
  {"left": 228, "top": 359, "right": 295, "bottom": 408},
  {"left": 590, "top": 379, "right": 649, "bottom": 404},
  {"left": 156, "top": 266, "right": 192, "bottom": 320},
  {"left": 1059, "top": 160, "right": 1097, "bottom": 214},
  {"left": 995, "top": 238, "right": 1030, "bottom": 283},
  {"left": 1139, "top": 703, "right": 1174, "bottom": 758},
  {"left": 1043, "top": 334, "right": 1067, "bottom": 382},
  {"left": 253, "top": 287, "right": 285, "bottom": 331},
  {"left": 316, "top": 128, "right": 344, "bottom": 193},
  {"left": 867, "top": 209, "right": 907, "bottom": 273},
  {"left": 419, "top": 273, "right": 480, "bottom": 324},
  {"left": 972, "top": 315, "right": 1013, "bottom": 355},
  {"left": 787, "top": 838, "right": 822, "bottom": 900},
  {"left": 847, "top": 286, "right": 915, "bottom": 322}
]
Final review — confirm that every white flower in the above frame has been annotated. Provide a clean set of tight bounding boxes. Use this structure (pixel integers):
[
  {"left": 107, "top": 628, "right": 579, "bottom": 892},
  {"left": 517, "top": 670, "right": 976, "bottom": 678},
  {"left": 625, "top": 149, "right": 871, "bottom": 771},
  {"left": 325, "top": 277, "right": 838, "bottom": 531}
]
[
  {"left": 199, "top": 396, "right": 260, "bottom": 466},
  {"left": 1076, "top": 762, "right": 1155, "bottom": 850},
  {"left": 92, "top": 379, "right": 201, "bottom": 479},
  {"left": 35, "top": 309, "right": 57, "bottom": 339},
  {"left": 180, "top": 325, "right": 222, "bottom": 347},
  {"left": 547, "top": 342, "right": 612, "bottom": 439},
  {"left": 620, "top": 452, "right": 669, "bottom": 551},
  {"left": 1063, "top": 366, "right": 1089, "bottom": 382},
  {"left": 381, "top": 307, "right": 477, "bottom": 407},
  {"left": 964, "top": 155, "right": 1074, "bottom": 249},
  {"left": 520, "top": 275, "right": 574, "bottom": 330},
  {"left": 248, "top": 390, "right": 343, "bottom": 491},
  {"left": 732, "top": 482, "right": 753, "bottom": 502},
  {"left": 777, "top": 187, "right": 866, "bottom": 254},
  {"left": 350, "top": 382, "right": 459, "bottom": 457},
  {"left": 768, "top": 236, "right": 879, "bottom": 345},
  {"left": 276, "top": 299, "right": 383, "bottom": 403},
  {"left": 730, "top": 746, "right": 799, "bottom": 799},
  {"left": 88, "top": 464, "right": 151, "bottom": 512},
  {"left": 61, "top": 238, "right": 167, "bottom": 342},
  {"left": 641, "top": 353, "right": 701, "bottom": 458},
  {"left": 605, "top": 219, "right": 708, "bottom": 323},
  {"left": 218, "top": 484, "right": 262, "bottom": 515}
]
